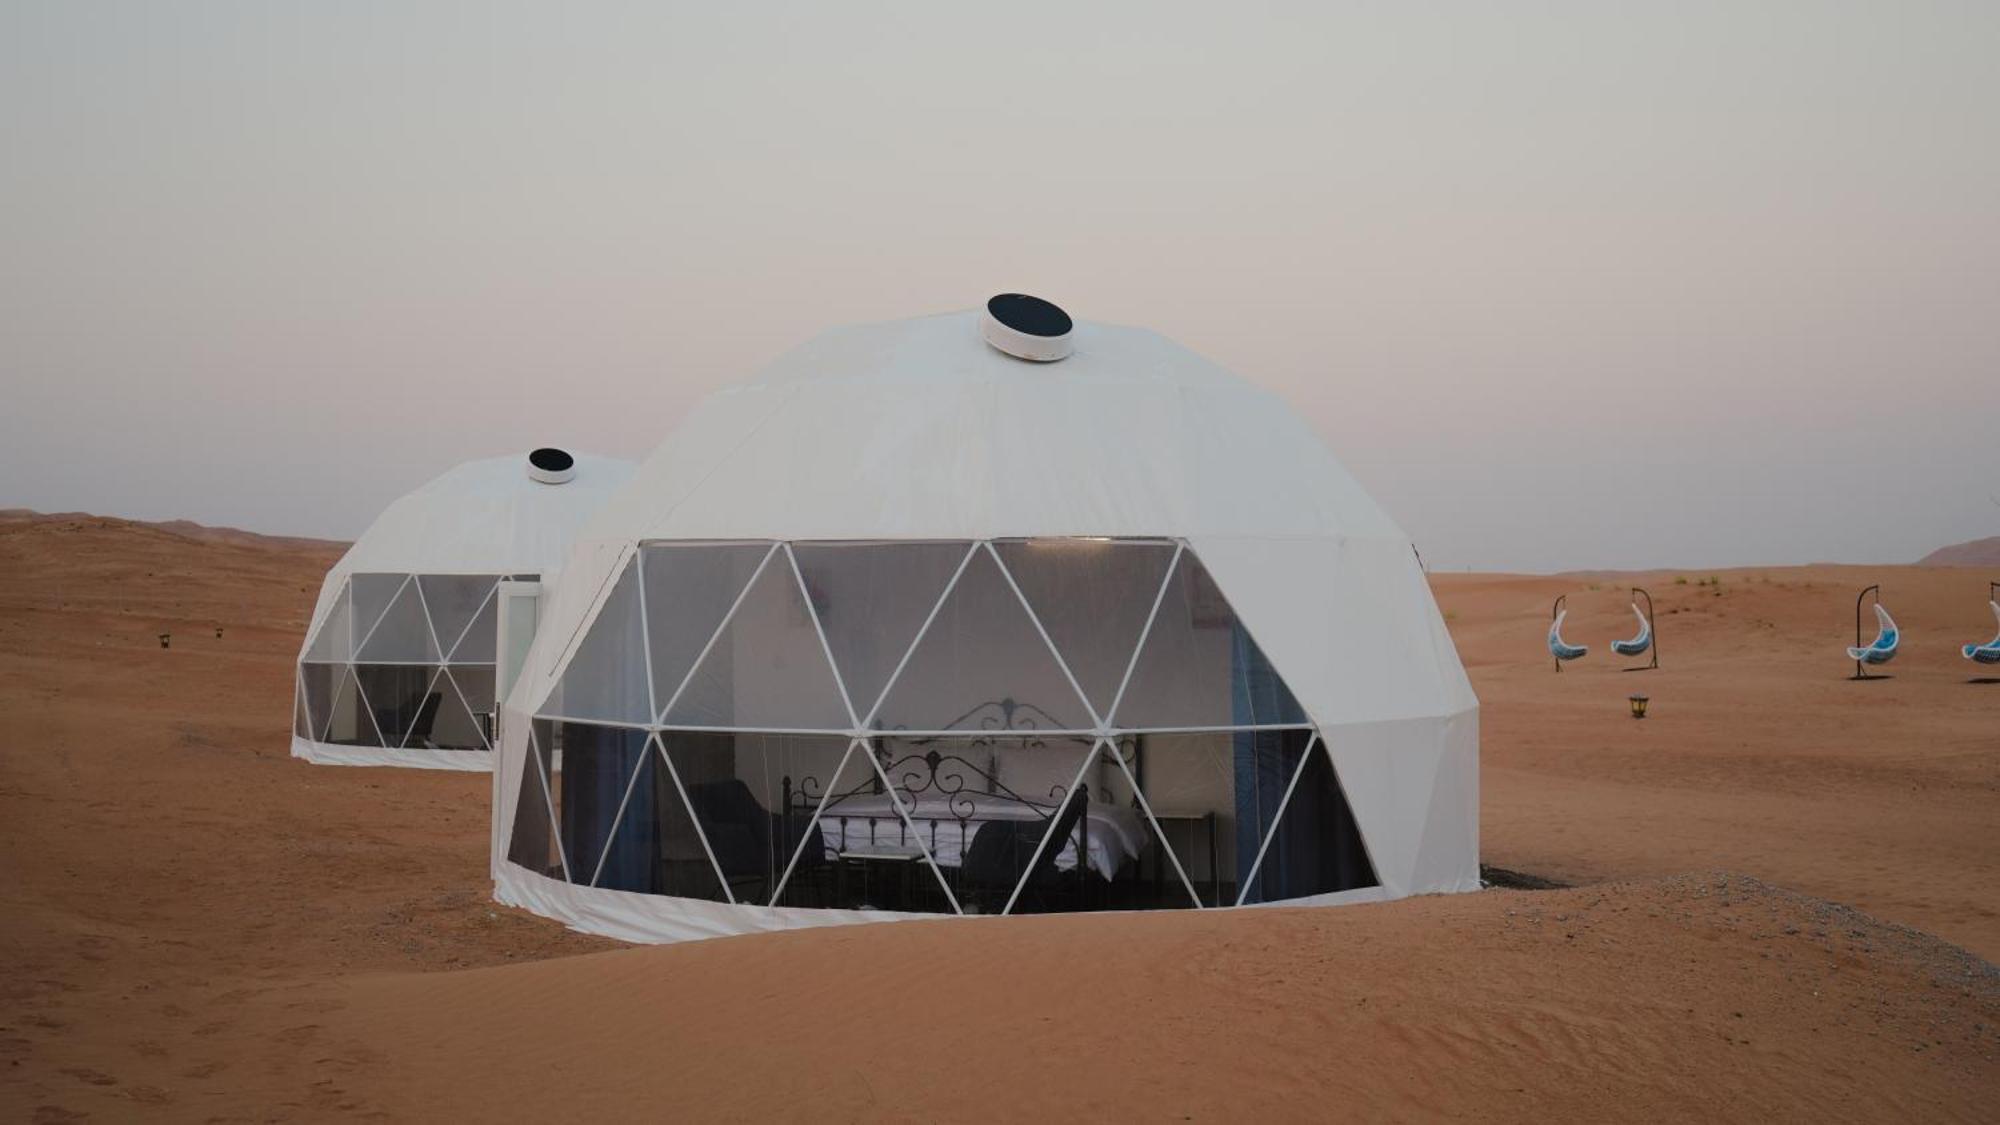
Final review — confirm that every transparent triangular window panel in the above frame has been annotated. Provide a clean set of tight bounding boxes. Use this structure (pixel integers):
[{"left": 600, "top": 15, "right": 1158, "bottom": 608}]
[
  {"left": 638, "top": 543, "right": 771, "bottom": 718},
  {"left": 355, "top": 578, "right": 441, "bottom": 663},
  {"left": 1107, "top": 733, "right": 1248, "bottom": 909},
  {"left": 662, "top": 551, "right": 851, "bottom": 731},
  {"left": 404, "top": 667, "right": 486, "bottom": 751},
  {"left": 354, "top": 664, "right": 442, "bottom": 748},
  {"left": 1110, "top": 549, "right": 1309, "bottom": 730},
  {"left": 298, "top": 662, "right": 339, "bottom": 740},
  {"left": 582, "top": 736, "right": 730, "bottom": 902},
  {"left": 791, "top": 541, "right": 973, "bottom": 724},
  {"left": 445, "top": 585, "right": 500, "bottom": 664},
  {"left": 419, "top": 575, "right": 498, "bottom": 661},
  {"left": 1238, "top": 733, "right": 1376, "bottom": 904},
  {"left": 302, "top": 583, "right": 354, "bottom": 663},
  {"left": 770, "top": 738, "right": 962, "bottom": 913},
  {"left": 537, "top": 723, "right": 658, "bottom": 890},
  {"left": 292, "top": 671, "right": 313, "bottom": 739},
  {"left": 348, "top": 573, "right": 409, "bottom": 656},
  {"left": 870, "top": 547, "right": 1093, "bottom": 734},
  {"left": 433, "top": 666, "right": 495, "bottom": 751},
  {"left": 663, "top": 732, "right": 853, "bottom": 907},
  {"left": 990, "top": 539, "right": 1178, "bottom": 721},
  {"left": 771, "top": 740, "right": 871, "bottom": 909},
  {"left": 959, "top": 738, "right": 1104, "bottom": 915},
  {"left": 542, "top": 557, "right": 651, "bottom": 724},
  {"left": 321, "top": 666, "right": 381, "bottom": 746},
  {"left": 506, "top": 727, "right": 566, "bottom": 880}
]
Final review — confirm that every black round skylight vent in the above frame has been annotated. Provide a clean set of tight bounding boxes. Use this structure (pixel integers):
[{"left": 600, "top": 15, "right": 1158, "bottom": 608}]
[
  {"left": 527, "top": 447, "right": 577, "bottom": 484},
  {"left": 980, "top": 293, "right": 1074, "bottom": 361},
  {"left": 988, "top": 294, "right": 1072, "bottom": 338}
]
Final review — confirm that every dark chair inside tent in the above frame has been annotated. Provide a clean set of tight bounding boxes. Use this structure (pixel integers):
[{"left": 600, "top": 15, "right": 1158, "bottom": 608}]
[
  {"left": 371, "top": 680, "right": 441, "bottom": 748},
  {"left": 960, "top": 791, "right": 1099, "bottom": 914},
  {"left": 686, "top": 777, "right": 823, "bottom": 906},
  {"left": 405, "top": 692, "right": 442, "bottom": 747}
]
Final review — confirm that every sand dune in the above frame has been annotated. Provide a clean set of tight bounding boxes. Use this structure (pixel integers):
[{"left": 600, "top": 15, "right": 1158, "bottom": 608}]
[{"left": 1, "top": 514, "right": 1994, "bottom": 1121}]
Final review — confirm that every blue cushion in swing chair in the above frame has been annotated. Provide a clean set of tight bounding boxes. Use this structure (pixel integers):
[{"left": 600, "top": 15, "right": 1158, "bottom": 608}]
[
  {"left": 1964, "top": 602, "right": 2000, "bottom": 665},
  {"left": 1548, "top": 610, "right": 1588, "bottom": 662},
  {"left": 1609, "top": 603, "right": 1652, "bottom": 657},
  {"left": 1846, "top": 603, "right": 1900, "bottom": 665}
]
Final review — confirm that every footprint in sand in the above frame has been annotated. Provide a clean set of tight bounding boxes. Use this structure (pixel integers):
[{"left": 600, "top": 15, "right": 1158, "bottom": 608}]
[
  {"left": 275, "top": 1024, "right": 322, "bottom": 1047},
  {"left": 180, "top": 1059, "right": 228, "bottom": 1079}
]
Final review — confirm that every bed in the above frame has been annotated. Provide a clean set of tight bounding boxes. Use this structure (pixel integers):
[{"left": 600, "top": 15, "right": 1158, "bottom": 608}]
[
  {"left": 810, "top": 790, "right": 1146, "bottom": 880},
  {"left": 782, "top": 738, "right": 1148, "bottom": 893}
]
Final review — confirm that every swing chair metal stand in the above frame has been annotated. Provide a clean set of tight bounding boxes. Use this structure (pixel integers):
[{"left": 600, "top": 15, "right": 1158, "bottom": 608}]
[
  {"left": 1851, "top": 584, "right": 1891, "bottom": 681},
  {"left": 1623, "top": 586, "right": 1659, "bottom": 672}
]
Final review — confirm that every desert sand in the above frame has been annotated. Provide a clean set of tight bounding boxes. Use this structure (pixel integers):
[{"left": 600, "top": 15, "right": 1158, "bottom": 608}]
[{"left": 1, "top": 512, "right": 1994, "bottom": 1121}]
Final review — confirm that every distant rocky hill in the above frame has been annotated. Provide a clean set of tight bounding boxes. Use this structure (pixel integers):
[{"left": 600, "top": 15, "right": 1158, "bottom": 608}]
[
  {"left": 1917, "top": 536, "right": 2000, "bottom": 567},
  {"left": 0, "top": 508, "right": 347, "bottom": 553}
]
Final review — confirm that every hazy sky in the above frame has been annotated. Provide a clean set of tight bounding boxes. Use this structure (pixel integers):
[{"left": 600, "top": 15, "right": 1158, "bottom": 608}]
[{"left": 3, "top": 2, "right": 1994, "bottom": 572}]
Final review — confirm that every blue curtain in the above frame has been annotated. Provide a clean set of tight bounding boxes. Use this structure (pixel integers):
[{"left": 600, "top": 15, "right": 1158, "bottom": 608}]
[
  {"left": 1231, "top": 625, "right": 1295, "bottom": 903},
  {"left": 561, "top": 726, "right": 655, "bottom": 892}
]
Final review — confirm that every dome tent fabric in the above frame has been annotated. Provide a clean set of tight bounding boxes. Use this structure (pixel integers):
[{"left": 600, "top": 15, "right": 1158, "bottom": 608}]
[
  {"left": 293, "top": 450, "right": 635, "bottom": 771},
  {"left": 493, "top": 305, "right": 1478, "bottom": 943}
]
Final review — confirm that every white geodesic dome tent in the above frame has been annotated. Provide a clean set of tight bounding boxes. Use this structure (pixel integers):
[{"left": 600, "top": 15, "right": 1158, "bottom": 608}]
[
  {"left": 493, "top": 298, "right": 1478, "bottom": 943},
  {"left": 292, "top": 450, "right": 635, "bottom": 771}
]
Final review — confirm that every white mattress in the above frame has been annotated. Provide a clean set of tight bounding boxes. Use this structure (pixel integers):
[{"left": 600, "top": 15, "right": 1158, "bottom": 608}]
[{"left": 814, "top": 793, "right": 1145, "bottom": 881}]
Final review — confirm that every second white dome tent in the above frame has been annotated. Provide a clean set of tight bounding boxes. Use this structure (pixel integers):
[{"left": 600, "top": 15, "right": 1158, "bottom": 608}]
[
  {"left": 494, "top": 297, "right": 1479, "bottom": 942},
  {"left": 294, "top": 449, "right": 635, "bottom": 770}
]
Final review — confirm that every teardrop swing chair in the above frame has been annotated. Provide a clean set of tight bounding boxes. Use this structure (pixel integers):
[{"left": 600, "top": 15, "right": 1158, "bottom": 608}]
[
  {"left": 1847, "top": 584, "right": 1900, "bottom": 681},
  {"left": 1549, "top": 594, "right": 1589, "bottom": 672},
  {"left": 1609, "top": 586, "right": 1659, "bottom": 671},
  {"left": 1964, "top": 581, "right": 2000, "bottom": 683}
]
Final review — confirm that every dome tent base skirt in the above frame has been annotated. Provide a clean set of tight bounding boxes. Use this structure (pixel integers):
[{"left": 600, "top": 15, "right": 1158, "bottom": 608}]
[
  {"left": 1235, "top": 883, "right": 1392, "bottom": 910},
  {"left": 493, "top": 862, "right": 956, "bottom": 945},
  {"left": 492, "top": 861, "right": 1419, "bottom": 946},
  {"left": 290, "top": 735, "right": 493, "bottom": 773}
]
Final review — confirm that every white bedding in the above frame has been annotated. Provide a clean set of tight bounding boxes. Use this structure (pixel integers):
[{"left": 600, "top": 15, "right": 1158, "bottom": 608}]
[{"left": 814, "top": 793, "right": 1145, "bottom": 881}]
